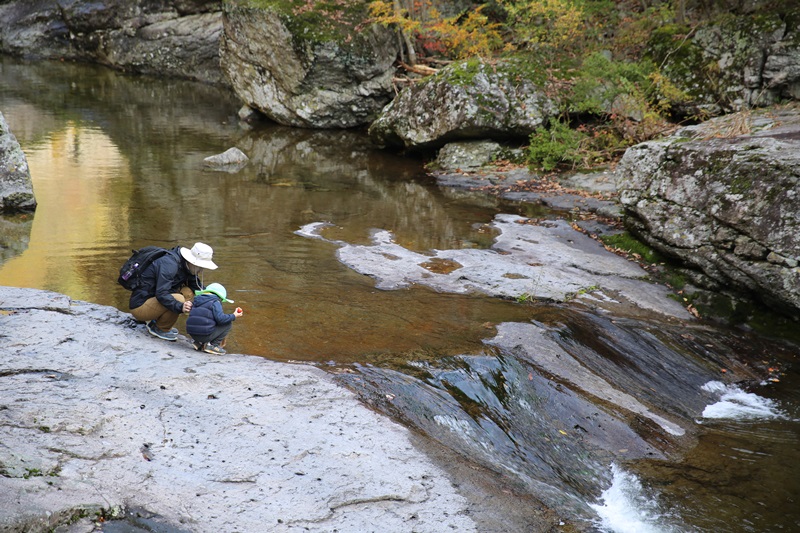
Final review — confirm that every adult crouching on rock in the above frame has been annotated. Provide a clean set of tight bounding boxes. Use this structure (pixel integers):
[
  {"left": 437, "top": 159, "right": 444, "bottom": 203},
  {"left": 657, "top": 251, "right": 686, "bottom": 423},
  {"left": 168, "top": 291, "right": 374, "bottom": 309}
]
[{"left": 130, "top": 242, "right": 218, "bottom": 341}]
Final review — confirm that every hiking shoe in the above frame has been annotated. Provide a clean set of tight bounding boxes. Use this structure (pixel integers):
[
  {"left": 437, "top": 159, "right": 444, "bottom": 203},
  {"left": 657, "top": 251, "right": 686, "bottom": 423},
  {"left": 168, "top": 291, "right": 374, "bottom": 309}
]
[
  {"left": 146, "top": 320, "right": 178, "bottom": 341},
  {"left": 203, "top": 343, "right": 226, "bottom": 355},
  {"left": 192, "top": 341, "right": 205, "bottom": 351}
]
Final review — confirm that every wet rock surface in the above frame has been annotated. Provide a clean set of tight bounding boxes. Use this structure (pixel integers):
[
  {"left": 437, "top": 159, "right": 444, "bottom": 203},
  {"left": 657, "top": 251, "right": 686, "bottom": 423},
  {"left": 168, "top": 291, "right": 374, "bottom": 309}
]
[
  {"left": 0, "top": 287, "right": 483, "bottom": 533},
  {"left": 202, "top": 146, "right": 249, "bottom": 173},
  {"left": 298, "top": 213, "right": 690, "bottom": 321}
]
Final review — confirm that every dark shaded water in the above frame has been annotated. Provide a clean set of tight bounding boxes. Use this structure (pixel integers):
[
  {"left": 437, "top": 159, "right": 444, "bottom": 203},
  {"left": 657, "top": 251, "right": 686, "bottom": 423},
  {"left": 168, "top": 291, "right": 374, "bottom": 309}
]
[{"left": 1, "top": 57, "right": 798, "bottom": 532}]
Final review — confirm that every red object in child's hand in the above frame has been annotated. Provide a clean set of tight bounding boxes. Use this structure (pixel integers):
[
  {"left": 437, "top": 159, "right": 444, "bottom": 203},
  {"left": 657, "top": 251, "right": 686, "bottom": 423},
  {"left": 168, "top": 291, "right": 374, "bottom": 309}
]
[{"left": 236, "top": 307, "right": 243, "bottom": 314}]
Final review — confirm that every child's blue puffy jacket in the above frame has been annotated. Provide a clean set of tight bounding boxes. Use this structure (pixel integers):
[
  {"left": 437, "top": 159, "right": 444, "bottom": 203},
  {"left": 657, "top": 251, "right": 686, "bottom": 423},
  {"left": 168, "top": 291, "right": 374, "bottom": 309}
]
[{"left": 186, "top": 294, "right": 235, "bottom": 336}]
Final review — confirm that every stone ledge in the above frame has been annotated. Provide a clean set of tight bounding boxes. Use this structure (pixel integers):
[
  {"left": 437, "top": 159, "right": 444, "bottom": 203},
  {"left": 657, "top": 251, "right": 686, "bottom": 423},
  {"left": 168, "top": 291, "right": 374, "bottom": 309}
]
[{"left": 0, "top": 287, "right": 476, "bottom": 532}]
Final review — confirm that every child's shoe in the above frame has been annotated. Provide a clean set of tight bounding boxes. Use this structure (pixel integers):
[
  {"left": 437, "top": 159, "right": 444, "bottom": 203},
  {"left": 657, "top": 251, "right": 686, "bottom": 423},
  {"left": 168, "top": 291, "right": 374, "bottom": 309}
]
[
  {"left": 204, "top": 343, "right": 226, "bottom": 355},
  {"left": 192, "top": 340, "right": 205, "bottom": 351}
]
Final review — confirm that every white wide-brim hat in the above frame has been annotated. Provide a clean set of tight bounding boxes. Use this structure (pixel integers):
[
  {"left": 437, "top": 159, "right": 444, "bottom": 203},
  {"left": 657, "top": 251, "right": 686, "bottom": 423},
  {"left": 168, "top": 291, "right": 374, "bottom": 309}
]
[{"left": 180, "top": 242, "right": 218, "bottom": 270}]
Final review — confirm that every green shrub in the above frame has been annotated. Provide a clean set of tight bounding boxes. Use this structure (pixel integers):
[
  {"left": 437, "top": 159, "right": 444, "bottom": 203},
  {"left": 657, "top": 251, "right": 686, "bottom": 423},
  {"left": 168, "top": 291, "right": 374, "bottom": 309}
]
[{"left": 527, "top": 118, "right": 587, "bottom": 171}]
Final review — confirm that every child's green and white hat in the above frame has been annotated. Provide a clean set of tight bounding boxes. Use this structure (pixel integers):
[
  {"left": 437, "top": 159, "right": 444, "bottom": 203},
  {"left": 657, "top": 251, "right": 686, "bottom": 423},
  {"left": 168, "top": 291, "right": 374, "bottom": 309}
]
[{"left": 196, "top": 282, "right": 234, "bottom": 303}]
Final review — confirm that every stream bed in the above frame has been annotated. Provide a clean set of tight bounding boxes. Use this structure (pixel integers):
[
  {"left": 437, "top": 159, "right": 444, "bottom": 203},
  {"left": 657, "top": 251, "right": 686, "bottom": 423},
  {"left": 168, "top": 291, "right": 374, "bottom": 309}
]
[{"left": 1, "top": 56, "right": 798, "bottom": 532}]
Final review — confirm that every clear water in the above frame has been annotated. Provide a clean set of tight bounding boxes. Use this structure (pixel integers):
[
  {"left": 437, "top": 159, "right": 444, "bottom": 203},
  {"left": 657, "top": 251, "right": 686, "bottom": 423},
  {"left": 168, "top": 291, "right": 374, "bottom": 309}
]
[{"left": 2, "top": 56, "right": 799, "bottom": 532}]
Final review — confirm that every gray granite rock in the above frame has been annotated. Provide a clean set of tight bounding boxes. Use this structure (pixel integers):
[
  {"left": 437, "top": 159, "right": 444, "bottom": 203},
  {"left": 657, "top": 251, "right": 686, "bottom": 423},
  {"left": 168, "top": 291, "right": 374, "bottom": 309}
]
[
  {"left": 369, "top": 58, "right": 558, "bottom": 149},
  {"left": 0, "top": 112, "right": 36, "bottom": 212},
  {"left": 220, "top": 4, "right": 398, "bottom": 128},
  {"left": 0, "top": 287, "right": 476, "bottom": 533},
  {"left": 618, "top": 105, "right": 800, "bottom": 314},
  {"left": 297, "top": 213, "right": 691, "bottom": 320}
]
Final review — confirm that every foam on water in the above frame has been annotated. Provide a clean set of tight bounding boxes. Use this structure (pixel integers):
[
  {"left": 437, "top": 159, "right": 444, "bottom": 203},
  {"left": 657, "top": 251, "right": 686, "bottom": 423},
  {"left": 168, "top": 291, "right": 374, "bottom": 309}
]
[
  {"left": 700, "top": 381, "right": 785, "bottom": 420},
  {"left": 590, "top": 464, "right": 675, "bottom": 533}
]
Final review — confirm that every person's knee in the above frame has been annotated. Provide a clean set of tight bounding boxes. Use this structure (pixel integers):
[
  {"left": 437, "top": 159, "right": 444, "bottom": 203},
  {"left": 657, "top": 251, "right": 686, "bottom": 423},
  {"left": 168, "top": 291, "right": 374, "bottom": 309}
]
[{"left": 172, "top": 292, "right": 187, "bottom": 304}]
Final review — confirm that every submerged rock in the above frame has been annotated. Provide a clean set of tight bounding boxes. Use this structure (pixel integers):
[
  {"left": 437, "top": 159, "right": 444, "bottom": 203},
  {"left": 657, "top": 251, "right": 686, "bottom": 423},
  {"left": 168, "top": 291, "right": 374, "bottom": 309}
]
[
  {"left": 618, "top": 105, "right": 800, "bottom": 315},
  {"left": 203, "top": 146, "right": 249, "bottom": 172},
  {"left": 0, "top": 112, "right": 36, "bottom": 212}
]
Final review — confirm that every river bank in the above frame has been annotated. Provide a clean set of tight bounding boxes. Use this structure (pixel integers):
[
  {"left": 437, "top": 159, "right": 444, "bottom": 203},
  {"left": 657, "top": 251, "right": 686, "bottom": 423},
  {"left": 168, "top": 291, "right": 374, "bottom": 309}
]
[{"left": 0, "top": 286, "right": 568, "bottom": 533}]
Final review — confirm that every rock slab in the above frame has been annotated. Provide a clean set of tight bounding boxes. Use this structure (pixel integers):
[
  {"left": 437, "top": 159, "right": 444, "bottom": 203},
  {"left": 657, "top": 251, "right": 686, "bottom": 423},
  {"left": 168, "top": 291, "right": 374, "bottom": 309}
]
[
  {"left": 297, "top": 213, "right": 691, "bottom": 321},
  {"left": 0, "top": 287, "right": 475, "bottom": 533}
]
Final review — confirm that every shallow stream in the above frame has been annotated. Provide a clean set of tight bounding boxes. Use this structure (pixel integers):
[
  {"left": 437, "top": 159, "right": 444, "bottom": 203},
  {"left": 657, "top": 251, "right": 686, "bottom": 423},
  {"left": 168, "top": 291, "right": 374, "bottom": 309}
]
[{"left": 1, "top": 57, "right": 798, "bottom": 532}]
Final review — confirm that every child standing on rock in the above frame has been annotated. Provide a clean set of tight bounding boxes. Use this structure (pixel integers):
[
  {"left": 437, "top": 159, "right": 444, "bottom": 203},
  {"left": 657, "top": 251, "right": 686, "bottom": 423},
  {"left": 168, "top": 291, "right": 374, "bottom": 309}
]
[{"left": 186, "top": 283, "right": 242, "bottom": 355}]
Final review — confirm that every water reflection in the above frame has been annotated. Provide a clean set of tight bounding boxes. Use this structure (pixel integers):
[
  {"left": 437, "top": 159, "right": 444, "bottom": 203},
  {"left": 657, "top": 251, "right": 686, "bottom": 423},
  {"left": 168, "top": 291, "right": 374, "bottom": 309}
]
[
  {"left": 0, "top": 56, "right": 532, "bottom": 361},
  {"left": 1, "top": 124, "right": 131, "bottom": 301}
]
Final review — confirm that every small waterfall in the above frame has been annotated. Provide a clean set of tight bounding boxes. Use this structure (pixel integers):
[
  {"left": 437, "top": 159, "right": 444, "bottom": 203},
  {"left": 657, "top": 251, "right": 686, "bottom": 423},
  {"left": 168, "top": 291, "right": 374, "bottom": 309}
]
[
  {"left": 700, "top": 381, "right": 787, "bottom": 421},
  {"left": 590, "top": 464, "right": 679, "bottom": 533}
]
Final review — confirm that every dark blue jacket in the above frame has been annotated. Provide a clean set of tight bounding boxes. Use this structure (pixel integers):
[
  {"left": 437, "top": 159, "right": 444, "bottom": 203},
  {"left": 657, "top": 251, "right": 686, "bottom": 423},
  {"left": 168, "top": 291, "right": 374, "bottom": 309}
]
[
  {"left": 186, "top": 293, "right": 235, "bottom": 337},
  {"left": 129, "top": 246, "right": 203, "bottom": 313}
]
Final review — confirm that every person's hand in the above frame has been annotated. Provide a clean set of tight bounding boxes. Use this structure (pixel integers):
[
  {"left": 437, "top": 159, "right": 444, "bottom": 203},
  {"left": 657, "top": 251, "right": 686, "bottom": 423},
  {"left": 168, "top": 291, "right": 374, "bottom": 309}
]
[
  {"left": 234, "top": 307, "right": 243, "bottom": 318},
  {"left": 182, "top": 300, "right": 193, "bottom": 314}
]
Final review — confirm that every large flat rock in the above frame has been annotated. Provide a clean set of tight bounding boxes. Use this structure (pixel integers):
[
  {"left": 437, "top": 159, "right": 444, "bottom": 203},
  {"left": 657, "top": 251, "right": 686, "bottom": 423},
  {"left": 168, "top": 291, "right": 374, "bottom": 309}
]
[
  {"left": 298, "top": 213, "right": 691, "bottom": 321},
  {"left": 0, "top": 287, "right": 475, "bottom": 532}
]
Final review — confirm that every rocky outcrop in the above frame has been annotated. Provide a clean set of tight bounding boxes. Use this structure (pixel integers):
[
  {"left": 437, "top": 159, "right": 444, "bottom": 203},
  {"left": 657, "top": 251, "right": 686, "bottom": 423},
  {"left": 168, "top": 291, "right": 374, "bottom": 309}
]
[
  {"left": 650, "top": 11, "right": 800, "bottom": 115},
  {"left": 0, "top": 287, "right": 480, "bottom": 532},
  {"left": 369, "top": 58, "right": 558, "bottom": 150},
  {"left": 0, "top": 0, "right": 225, "bottom": 85},
  {"left": 617, "top": 105, "right": 800, "bottom": 314},
  {"left": 220, "top": 4, "right": 399, "bottom": 129},
  {"left": 0, "top": 112, "right": 35, "bottom": 212}
]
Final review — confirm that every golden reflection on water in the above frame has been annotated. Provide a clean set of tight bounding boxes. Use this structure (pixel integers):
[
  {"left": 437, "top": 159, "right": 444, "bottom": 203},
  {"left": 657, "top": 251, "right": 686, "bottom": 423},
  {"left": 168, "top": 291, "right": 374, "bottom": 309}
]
[{"left": 1, "top": 124, "right": 131, "bottom": 303}]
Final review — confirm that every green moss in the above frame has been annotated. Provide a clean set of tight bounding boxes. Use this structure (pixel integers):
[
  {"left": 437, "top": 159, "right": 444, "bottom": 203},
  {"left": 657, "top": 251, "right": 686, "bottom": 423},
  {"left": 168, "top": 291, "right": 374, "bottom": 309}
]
[
  {"left": 225, "top": 0, "right": 370, "bottom": 44},
  {"left": 23, "top": 468, "right": 43, "bottom": 479},
  {"left": 665, "top": 271, "right": 687, "bottom": 290},
  {"left": 439, "top": 58, "right": 485, "bottom": 87},
  {"left": 600, "top": 232, "right": 664, "bottom": 263},
  {"left": 728, "top": 174, "right": 752, "bottom": 195}
]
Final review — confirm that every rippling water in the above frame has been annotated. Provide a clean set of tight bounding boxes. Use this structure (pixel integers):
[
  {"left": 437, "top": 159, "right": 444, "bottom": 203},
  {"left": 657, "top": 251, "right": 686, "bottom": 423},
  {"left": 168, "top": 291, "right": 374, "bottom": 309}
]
[{"left": 1, "top": 56, "right": 798, "bottom": 532}]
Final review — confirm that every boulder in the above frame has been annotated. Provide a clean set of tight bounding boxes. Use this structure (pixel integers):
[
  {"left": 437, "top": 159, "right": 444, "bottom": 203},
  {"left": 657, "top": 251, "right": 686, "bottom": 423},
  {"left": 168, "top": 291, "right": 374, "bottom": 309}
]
[
  {"left": 432, "top": 140, "right": 504, "bottom": 171},
  {"left": 203, "top": 146, "right": 248, "bottom": 172},
  {"left": 219, "top": 4, "right": 399, "bottom": 129},
  {"left": 369, "top": 58, "right": 558, "bottom": 150},
  {"left": 617, "top": 105, "right": 800, "bottom": 314},
  {"left": 0, "top": 0, "right": 225, "bottom": 85},
  {"left": 649, "top": 11, "right": 800, "bottom": 115},
  {"left": 0, "top": 112, "right": 36, "bottom": 212},
  {"left": 99, "top": 11, "right": 225, "bottom": 85}
]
